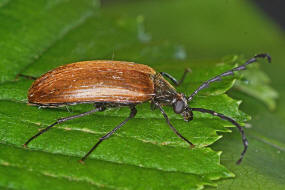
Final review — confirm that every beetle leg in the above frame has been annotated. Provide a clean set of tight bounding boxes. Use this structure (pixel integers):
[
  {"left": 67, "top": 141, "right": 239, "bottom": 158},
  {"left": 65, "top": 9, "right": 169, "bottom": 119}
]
[
  {"left": 150, "top": 100, "right": 159, "bottom": 110},
  {"left": 160, "top": 68, "right": 191, "bottom": 86},
  {"left": 79, "top": 106, "right": 137, "bottom": 162},
  {"left": 16, "top": 73, "right": 37, "bottom": 80},
  {"left": 191, "top": 107, "right": 248, "bottom": 164},
  {"left": 155, "top": 103, "right": 195, "bottom": 148},
  {"left": 23, "top": 106, "right": 105, "bottom": 147},
  {"left": 188, "top": 53, "right": 271, "bottom": 101}
]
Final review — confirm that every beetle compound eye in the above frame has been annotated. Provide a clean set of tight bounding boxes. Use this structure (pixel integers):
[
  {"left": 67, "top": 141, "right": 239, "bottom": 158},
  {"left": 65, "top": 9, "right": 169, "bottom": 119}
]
[{"left": 173, "top": 100, "right": 185, "bottom": 114}]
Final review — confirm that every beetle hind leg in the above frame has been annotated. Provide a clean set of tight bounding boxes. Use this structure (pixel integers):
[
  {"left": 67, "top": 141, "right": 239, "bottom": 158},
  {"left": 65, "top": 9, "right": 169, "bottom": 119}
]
[{"left": 23, "top": 106, "right": 105, "bottom": 147}]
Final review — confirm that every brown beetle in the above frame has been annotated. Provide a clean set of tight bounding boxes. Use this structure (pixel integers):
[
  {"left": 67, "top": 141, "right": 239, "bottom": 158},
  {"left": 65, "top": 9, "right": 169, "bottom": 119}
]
[{"left": 24, "top": 54, "right": 271, "bottom": 164}]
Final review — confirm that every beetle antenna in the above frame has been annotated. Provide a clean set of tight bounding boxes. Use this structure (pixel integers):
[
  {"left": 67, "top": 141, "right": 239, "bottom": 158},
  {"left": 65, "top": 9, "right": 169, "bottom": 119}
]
[
  {"left": 190, "top": 107, "right": 248, "bottom": 164},
  {"left": 187, "top": 53, "right": 271, "bottom": 102}
]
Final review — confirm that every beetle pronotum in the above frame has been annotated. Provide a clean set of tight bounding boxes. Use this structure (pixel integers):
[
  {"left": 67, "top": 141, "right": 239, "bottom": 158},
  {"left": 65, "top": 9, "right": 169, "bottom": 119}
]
[{"left": 24, "top": 53, "right": 271, "bottom": 164}]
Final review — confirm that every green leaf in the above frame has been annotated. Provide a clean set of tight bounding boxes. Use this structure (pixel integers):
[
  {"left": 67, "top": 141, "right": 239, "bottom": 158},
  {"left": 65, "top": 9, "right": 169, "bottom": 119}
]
[
  {"left": 234, "top": 63, "right": 278, "bottom": 110},
  {"left": 210, "top": 90, "right": 285, "bottom": 190},
  {"left": 0, "top": 0, "right": 99, "bottom": 82},
  {"left": 0, "top": 60, "right": 243, "bottom": 189},
  {"left": 0, "top": 0, "right": 280, "bottom": 190},
  {"left": 0, "top": 1, "right": 243, "bottom": 189}
]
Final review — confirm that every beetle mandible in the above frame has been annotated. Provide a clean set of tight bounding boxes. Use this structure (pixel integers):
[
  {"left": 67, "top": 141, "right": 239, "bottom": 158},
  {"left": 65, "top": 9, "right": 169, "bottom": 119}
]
[{"left": 24, "top": 53, "right": 271, "bottom": 164}]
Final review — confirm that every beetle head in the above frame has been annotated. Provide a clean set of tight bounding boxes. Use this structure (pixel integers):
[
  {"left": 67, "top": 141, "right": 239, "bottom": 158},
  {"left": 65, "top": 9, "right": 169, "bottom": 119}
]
[{"left": 172, "top": 93, "right": 193, "bottom": 122}]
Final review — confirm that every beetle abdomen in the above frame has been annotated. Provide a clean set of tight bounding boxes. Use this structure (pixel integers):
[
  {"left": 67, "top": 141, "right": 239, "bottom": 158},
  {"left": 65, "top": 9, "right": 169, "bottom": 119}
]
[{"left": 28, "top": 61, "right": 156, "bottom": 105}]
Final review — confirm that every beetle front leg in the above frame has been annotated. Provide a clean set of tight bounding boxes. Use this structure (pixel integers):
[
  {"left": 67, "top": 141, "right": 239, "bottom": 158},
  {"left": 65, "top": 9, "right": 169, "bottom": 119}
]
[
  {"left": 155, "top": 102, "right": 195, "bottom": 148},
  {"left": 150, "top": 100, "right": 159, "bottom": 110}
]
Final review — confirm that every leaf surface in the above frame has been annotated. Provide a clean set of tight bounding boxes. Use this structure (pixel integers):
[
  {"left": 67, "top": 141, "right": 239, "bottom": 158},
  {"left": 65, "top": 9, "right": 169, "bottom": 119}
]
[
  {"left": 0, "top": 0, "right": 280, "bottom": 190},
  {"left": 0, "top": 0, "right": 99, "bottom": 82}
]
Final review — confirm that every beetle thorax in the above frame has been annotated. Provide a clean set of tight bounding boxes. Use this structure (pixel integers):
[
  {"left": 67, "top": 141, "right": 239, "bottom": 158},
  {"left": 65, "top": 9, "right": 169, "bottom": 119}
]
[
  {"left": 153, "top": 73, "right": 178, "bottom": 104},
  {"left": 153, "top": 73, "right": 193, "bottom": 121}
]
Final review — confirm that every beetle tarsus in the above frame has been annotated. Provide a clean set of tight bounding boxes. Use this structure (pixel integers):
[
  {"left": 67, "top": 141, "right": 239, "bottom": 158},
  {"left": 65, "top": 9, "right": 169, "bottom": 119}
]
[
  {"left": 236, "top": 158, "right": 243, "bottom": 165},
  {"left": 254, "top": 53, "right": 271, "bottom": 63},
  {"left": 78, "top": 159, "right": 85, "bottom": 164},
  {"left": 24, "top": 121, "right": 58, "bottom": 147}
]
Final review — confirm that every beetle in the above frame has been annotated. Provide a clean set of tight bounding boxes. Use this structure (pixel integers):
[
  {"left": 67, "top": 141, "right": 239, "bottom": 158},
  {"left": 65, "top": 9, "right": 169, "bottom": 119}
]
[{"left": 24, "top": 53, "right": 271, "bottom": 164}]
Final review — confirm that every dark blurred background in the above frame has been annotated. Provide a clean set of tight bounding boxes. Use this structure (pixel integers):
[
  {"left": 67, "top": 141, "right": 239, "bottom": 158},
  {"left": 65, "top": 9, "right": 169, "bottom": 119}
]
[{"left": 253, "top": 0, "right": 285, "bottom": 29}]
